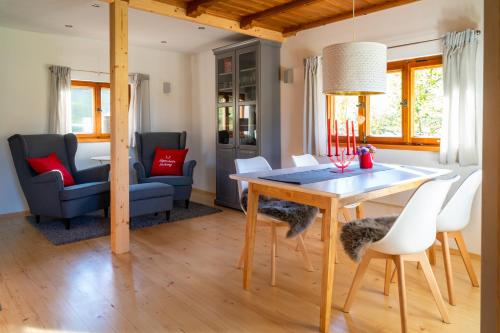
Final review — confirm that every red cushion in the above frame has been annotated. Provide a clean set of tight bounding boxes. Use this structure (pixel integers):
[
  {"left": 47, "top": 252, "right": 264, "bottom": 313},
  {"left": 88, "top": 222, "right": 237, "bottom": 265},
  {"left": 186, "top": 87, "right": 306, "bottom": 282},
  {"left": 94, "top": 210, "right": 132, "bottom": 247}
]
[
  {"left": 150, "top": 148, "right": 188, "bottom": 176},
  {"left": 27, "top": 153, "right": 75, "bottom": 186}
]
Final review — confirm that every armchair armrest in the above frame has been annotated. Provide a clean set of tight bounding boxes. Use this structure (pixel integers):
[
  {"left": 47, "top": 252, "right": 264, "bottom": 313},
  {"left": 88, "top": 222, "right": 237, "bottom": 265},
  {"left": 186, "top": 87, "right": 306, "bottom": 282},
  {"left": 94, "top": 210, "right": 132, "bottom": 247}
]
[
  {"left": 183, "top": 160, "right": 197, "bottom": 178},
  {"left": 31, "top": 171, "right": 64, "bottom": 190},
  {"left": 133, "top": 161, "right": 146, "bottom": 180},
  {"left": 73, "top": 164, "right": 110, "bottom": 184}
]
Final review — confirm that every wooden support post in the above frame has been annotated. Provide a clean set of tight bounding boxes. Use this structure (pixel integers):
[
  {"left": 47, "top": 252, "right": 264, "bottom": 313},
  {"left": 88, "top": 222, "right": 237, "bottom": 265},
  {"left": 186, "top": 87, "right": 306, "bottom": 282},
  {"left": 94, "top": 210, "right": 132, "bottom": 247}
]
[{"left": 110, "top": 0, "right": 130, "bottom": 254}]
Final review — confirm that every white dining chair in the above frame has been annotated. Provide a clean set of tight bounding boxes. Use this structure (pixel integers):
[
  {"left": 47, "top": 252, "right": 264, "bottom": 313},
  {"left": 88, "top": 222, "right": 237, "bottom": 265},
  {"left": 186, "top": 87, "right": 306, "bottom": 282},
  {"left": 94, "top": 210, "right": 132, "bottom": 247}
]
[
  {"left": 235, "top": 156, "right": 314, "bottom": 286},
  {"left": 433, "top": 169, "right": 482, "bottom": 305},
  {"left": 343, "top": 175, "right": 459, "bottom": 333}
]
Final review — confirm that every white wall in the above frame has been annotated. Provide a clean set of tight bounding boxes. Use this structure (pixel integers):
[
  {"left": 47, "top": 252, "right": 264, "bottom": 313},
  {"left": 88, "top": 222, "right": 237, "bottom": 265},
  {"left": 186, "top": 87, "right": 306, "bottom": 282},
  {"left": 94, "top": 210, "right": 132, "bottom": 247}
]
[
  {"left": 280, "top": 0, "right": 484, "bottom": 253},
  {"left": 0, "top": 26, "right": 192, "bottom": 214}
]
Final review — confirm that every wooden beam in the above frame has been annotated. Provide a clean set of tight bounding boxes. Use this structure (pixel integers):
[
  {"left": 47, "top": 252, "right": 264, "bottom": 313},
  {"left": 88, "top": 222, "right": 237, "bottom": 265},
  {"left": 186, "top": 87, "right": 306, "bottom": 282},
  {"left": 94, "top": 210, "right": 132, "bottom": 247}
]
[
  {"left": 186, "top": 0, "right": 223, "bottom": 18},
  {"left": 282, "top": 0, "right": 420, "bottom": 37},
  {"left": 240, "top": 0, "right": 321, "bottom": 30},
  {"left": 482, "top": 0, "right": 500, "bottom": 331},
  {"left": 110, "top": 0, "right": 130, "bottom": 254},
  {"left": 102, "top": 0, "right": 284, "bottom": 42}
]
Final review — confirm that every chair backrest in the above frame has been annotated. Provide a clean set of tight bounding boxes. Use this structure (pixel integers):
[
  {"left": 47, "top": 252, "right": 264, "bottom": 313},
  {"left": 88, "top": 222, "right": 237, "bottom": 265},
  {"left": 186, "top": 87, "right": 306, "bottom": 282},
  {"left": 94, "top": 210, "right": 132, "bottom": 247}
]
[
  {"left": 437, "top": 169, "right": 482, "bottom": 232},
  {"left": 8, "top": 133, "right": 78, "bottom": 209},
  {"left": 135, "top": 131, "right": 187, "bottom": 177},
  {"left": 372, "top": 175, "right": 460, "bottom": 255},
  {"left": 234, "top": 156, "right": 272, "bottom": 208},
  {"left": 291, "top": 154, "right": 320, "bottom": 167}
]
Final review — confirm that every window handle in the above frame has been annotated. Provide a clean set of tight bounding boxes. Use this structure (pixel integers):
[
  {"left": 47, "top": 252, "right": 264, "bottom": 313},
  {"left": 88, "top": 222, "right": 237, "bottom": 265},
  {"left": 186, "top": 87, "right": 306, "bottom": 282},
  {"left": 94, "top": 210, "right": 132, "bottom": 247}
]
[
  {"left": 400, "top": 99, "right": 408, "bottom": 107},
  {"left": 97, "top": 107, "right": 102, "bottom": 112}
]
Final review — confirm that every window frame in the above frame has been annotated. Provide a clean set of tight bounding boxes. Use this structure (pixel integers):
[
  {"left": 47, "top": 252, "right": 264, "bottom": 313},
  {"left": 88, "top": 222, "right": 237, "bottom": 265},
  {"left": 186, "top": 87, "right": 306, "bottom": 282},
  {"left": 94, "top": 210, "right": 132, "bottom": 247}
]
[
  {"left": 329, "top": 55, "right": 443, "bottom": 151},
  {"left": 71, "top": 80, "right": 111, "bottom": 143}
]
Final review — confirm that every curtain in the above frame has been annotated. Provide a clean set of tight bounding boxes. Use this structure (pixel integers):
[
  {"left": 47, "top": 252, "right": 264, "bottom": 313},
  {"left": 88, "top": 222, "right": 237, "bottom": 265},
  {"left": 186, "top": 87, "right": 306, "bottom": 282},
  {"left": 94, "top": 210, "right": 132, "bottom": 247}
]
[
  {"left": 128, "top": 73, "right": 150, "bottom": 147},
  {"left": 303, "top": 56, "right": 327, "bottom": 156},
  {"left": 48, "top": 65, "right": 71, "bottom": 134},
  {"left": 440, "top": 29, "right": 480, "bottom": 165}
]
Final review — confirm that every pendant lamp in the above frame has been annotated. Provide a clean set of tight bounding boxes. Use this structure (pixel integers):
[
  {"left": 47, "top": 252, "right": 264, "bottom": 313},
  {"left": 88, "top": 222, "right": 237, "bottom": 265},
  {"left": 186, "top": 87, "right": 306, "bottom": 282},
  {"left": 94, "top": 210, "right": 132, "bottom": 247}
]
[{"left": 322, "top": 0, "right": 387, "bottom": 95}]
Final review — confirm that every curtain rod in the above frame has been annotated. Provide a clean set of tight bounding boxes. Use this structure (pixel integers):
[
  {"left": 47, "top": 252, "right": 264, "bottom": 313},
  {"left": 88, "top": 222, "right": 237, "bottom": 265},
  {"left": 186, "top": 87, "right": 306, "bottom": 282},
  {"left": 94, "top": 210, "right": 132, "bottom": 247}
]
[
  {"left": 71, "top": 68, "right": 109, "bottom": 75},
  {"left": 388, "top": 30, "right": 481, "bottom": 49}
]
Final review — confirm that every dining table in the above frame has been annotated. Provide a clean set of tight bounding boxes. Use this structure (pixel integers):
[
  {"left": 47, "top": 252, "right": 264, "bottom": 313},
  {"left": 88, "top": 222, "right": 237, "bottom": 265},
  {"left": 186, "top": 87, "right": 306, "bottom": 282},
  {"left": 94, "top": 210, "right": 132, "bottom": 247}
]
[{"left": 229, "top": 162, "right": 451, "bottom": 333}]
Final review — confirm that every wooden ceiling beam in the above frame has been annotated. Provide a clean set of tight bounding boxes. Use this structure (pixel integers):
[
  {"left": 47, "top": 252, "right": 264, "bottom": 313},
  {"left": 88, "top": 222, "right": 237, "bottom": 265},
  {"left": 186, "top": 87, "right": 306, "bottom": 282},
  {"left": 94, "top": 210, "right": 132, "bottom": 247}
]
[
  {"left": 240, "top": 0, "right": 322, "bottom": 30},
  {"left": 282, "top": 0, "right": 420, "bottom": 36},
  {"left": 101, "top": 0, "right": 284, "bottom": 42},
  {"left": 186, "top": 0, "right": 224, "bottom": 18}
]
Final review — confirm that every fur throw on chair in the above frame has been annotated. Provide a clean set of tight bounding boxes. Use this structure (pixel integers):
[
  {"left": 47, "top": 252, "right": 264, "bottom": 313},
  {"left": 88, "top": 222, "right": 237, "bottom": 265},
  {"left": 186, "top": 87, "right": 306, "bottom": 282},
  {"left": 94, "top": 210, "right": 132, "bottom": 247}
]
[
  {"left": 240, "top": 189, "right": 319, "bottom": 238},
  {"left": 340, "top": 216, "right": 398, "bottom": 262}
]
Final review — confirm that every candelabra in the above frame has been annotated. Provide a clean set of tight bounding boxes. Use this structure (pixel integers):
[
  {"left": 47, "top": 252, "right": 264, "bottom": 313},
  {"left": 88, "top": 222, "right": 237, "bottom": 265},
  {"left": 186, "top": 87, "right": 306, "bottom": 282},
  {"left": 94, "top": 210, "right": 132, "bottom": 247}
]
[{"left": 329, "top": 148, "right": 357, "bottom": 173}]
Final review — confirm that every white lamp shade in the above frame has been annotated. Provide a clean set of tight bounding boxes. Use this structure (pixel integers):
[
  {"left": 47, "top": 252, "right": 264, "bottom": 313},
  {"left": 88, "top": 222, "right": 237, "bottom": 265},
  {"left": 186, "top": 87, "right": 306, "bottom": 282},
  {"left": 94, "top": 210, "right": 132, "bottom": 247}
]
[{"left": 322, "top": 41, "right": 387, "bottom": 95}]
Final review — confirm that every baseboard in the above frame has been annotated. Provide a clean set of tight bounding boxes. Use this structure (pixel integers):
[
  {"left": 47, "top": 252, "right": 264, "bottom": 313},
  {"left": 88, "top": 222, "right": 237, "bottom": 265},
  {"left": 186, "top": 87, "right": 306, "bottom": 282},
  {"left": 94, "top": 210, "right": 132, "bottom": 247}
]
[
  {"left": 0, "top": 210, "right": 29, "bottom": 219},
  {"left": 433, "top": 243, "right": 481, "bottom": 260}
]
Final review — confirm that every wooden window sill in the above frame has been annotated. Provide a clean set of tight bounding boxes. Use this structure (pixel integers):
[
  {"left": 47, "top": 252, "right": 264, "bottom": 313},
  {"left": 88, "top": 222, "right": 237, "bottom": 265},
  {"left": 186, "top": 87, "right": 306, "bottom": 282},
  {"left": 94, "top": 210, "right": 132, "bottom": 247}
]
[
  {"left": 77, "top": 136, "right": 111, "bottom": 143},
  {"left": 332, "top": 142, "right": 439, "bottom": 152}
]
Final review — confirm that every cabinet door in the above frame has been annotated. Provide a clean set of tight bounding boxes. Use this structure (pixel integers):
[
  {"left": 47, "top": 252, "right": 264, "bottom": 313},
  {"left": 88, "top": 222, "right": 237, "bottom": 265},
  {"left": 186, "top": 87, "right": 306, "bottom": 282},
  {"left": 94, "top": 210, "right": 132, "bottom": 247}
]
[
  {"left": 215, "top": 148, "right": 240, "bottom": 208},
  {"left": 236, "top": 47, "right": 258, "bottom": 151}
]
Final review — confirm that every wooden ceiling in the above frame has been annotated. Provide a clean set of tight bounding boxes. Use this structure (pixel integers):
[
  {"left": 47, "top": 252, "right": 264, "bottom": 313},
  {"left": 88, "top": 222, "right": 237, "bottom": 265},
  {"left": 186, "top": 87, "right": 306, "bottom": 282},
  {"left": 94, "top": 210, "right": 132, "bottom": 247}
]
[{"left": 111, "top": 0, "right": 419, "bottom": 42}]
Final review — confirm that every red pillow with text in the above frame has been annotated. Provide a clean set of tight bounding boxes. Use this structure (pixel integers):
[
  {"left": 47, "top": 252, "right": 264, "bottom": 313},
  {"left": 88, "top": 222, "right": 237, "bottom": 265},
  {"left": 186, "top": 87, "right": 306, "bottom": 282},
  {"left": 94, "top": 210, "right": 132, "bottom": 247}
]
[
  {"left": 27, "top": 153, "right": 76, "bottom": 186},
  {"left": 150, "top": 148, "right": 188, "bottom": 176}
]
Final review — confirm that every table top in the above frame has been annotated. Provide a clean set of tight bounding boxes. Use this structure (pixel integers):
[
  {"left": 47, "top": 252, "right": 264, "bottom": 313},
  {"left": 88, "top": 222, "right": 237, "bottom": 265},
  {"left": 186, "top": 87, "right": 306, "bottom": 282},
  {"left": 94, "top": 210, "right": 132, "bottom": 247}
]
[{"left": 229, "top": 163, "right": 452, "bottom": 199}]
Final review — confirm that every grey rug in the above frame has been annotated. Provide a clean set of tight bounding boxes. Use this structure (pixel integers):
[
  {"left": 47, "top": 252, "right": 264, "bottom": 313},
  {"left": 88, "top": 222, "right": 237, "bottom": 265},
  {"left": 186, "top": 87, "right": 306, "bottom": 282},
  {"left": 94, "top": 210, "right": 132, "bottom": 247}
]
[{"left": 27, "top": 202, "right": 222, "bottom": 246}]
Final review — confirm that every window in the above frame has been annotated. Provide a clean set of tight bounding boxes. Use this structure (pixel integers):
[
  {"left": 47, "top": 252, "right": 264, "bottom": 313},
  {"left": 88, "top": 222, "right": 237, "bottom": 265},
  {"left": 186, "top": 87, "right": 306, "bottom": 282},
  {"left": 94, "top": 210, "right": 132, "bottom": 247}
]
[
  {"left": 71, "top": 81, "right": 111, "bottom": 142},
  {"left": 329, "top": 55, "right": 443, "bottom": 150}
]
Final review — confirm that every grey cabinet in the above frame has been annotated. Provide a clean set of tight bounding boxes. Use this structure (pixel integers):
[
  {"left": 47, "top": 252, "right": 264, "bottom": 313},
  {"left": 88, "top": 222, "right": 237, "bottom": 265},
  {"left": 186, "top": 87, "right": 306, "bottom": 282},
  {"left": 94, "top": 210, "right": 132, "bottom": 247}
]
[{"left": 214, "top": 39, "right": 281, "bottom": 209}]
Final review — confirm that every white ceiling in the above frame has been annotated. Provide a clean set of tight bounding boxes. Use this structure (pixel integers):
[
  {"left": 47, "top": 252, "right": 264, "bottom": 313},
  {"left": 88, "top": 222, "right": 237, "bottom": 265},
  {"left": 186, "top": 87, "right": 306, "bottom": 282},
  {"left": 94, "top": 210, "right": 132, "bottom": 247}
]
[{"left": 0, "top": 0, "right": 247, "bottom": 53}]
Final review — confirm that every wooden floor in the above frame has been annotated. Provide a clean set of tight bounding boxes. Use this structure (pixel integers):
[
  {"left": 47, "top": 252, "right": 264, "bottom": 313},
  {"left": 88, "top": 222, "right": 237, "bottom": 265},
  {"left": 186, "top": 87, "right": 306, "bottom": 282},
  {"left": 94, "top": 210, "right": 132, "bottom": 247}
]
[{"left": 0, "top": 193, "right": 480, "bottom": 333}]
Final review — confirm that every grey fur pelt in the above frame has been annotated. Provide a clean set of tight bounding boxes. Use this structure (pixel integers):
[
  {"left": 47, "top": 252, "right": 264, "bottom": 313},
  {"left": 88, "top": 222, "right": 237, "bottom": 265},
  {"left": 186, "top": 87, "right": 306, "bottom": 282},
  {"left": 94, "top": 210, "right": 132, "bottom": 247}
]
[
  {"left": 240, "top": 189, "right": 318, "bottom": 238},
  {"left": 340, "top": 216, "right": 398, "bottom": 262}
]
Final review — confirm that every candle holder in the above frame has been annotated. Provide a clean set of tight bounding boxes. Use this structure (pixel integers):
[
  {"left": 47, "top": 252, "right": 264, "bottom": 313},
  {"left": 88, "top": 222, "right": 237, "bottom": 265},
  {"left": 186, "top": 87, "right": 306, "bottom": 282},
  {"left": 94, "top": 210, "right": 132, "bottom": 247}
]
[{"left": 330, "top": 148, "right": 357, "bottom": 173}]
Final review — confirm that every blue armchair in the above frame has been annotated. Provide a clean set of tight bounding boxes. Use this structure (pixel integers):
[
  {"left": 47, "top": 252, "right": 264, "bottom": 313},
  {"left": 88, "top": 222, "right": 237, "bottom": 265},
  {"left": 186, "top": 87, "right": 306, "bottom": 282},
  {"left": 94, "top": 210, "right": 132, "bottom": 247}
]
[
  {"left": 134, "top": 131, "right": 196, "bottom": 208},
  {"left": 8, "top": 133, "right": 110, "bottom": 229}
]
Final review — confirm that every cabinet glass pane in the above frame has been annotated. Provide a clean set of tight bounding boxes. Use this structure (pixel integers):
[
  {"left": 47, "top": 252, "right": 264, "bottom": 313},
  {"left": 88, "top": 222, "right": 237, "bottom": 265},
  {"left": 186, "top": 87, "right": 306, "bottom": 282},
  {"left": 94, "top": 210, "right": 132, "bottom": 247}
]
[
  {"left": 239, "top": 51, "right": 256, "bottom": 102},
  {"left": 100, "top": 88, "right": 111, "bottom": 134},
  {"left": 217, "top": 56, "right": 233, "bottom": 103},
  {"left": 239, "top": 105, "right": 257, "bottom": 146},
  {"left": 217, "top": 106, "right": 234, "bottom": 144}
]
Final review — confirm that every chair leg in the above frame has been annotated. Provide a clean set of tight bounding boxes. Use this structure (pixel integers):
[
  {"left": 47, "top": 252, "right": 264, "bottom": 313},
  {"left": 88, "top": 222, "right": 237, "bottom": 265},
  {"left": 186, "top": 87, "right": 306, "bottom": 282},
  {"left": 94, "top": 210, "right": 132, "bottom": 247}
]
[
  {"left": 296, "top": 233, "right": 314, "bottom": 272},
  {"left": 355, "top": 204, "right": 365, "bottom": 219},
  {"left": 428, "top": 244, "right": 437, "bottom": 266},
  {"left": 438, "top": 232, "right": 456, "bottom": 305},
  {"left": 271, "top": 224, "right": 277, "bottom": 286},
  {"left": 35, "top": 215, "right": 41, "bottom": 224},
  {"left": 454, "top": 231, "right": 479, "bottom": 287},
  {"left": 342, "top": 208, "right": 352, "bottom": 222},
  {"left": 343, "top": 251, "right": 373, "bottom": 312},
  {"left": 237, "top": 244, "right": 245, "bottom": 269},
  {"left": 394, "top": 255, "right": 408, "bottom": 333},
  {"left": 185, "top": 200, "right": 190, "bottom": 209},
  {"left": 295, "top": 229, "right": 308, "bottom": 251},
  {"left": 63, "top": 218, "right": 71, "bottom": 230},
  {"left": 384, "top": 259, "right": 392, "bottom": 296},
  {"left": 418, "top": 252, "right": 451, "bottom": 324},
  {"left": 166, "top": 211, "right": 171, "bottom": 221}
]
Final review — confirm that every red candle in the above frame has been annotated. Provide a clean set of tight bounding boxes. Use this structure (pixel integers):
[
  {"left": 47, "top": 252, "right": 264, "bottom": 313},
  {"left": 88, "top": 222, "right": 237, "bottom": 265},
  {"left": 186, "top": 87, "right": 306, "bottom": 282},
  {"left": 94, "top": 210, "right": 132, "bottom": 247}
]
[
  {"left": 327, "top": 116, "right": 332, "bottom": 157},
  {"left": 334, "top": 120, "right": 339, "bottom": 156},
  {"left": 346, "top": 120, "right": 350, "bottom": 155},
  {"left": 352, "top": 121, "right": 356, "bottom": 155}
]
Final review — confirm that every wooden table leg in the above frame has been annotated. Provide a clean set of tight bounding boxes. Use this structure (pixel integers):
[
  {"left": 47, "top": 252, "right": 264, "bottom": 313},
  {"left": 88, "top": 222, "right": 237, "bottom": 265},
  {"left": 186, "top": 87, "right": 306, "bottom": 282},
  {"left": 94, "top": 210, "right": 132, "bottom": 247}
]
[
  {"left": 320, "top": 198, "right": 339, "bottom": 333},
  {"left": 243, "top": 183, "right": 259, "bottom": 290},
  {"left": 355, "top": 203, "right": 365, "bottom": 219}
]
